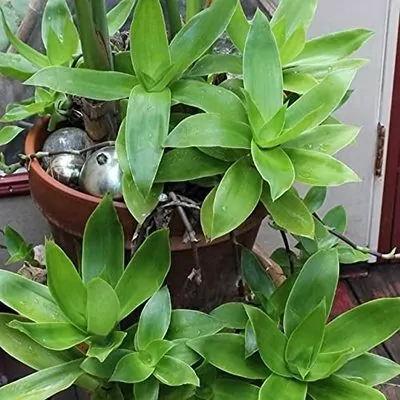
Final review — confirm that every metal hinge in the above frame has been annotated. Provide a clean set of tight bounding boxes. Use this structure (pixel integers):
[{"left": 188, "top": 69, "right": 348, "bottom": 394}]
[{"left": 374, "top": 123, "right": 386, "bottom": 177}]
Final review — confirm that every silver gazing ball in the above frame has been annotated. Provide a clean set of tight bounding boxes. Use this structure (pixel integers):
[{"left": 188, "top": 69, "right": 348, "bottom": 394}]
[
  {"left": 79, "top": 146, "right": 123, "bottom": 200},
  {"left": 49, "top": 154, "right": 85, "bottom": 189},
  {"left": 42, "top": 127, "right": 93, "bottom": 169}
]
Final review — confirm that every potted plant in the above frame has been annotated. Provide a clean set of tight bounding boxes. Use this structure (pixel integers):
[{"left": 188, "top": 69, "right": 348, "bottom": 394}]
[
  {"left": 0, "top": 198, "right": 399, "bottom": 399},
  {"left": 0, "top": 0, "right": 381, "bottom": 309}
]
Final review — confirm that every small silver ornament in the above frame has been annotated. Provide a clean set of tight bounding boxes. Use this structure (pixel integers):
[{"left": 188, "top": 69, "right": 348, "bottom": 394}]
[
  {"left": 42, "top": 127, "right": 92, "bottom": 169},
  {"left": 49, "top": 154, "right": 85, "bottom": 189},
  {"left": 79, "top": 146, "right": 123, "bottom": 200}
]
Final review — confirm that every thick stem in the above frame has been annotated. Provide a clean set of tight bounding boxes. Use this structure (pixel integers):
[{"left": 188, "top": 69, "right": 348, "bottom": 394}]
[
  {"left": 165, "top": 0, "right": 182, "bottom": 39},
  {"left": 186, "top": 0, "right": 203, "bottom": 22}
]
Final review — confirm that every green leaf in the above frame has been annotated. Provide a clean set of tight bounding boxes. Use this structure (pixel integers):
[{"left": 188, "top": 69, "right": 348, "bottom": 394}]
[
  {"left": 144, "top": 339, "right": 175, "bottom": 366},
  {"left": 322, "top": 298, "right": 400, "bottom": 360},
  {"left": 270, "top": 274, "right": 298, "bottom": 317},
  {"left": 46, "top": 28, "right": 68, "bottom": 65},
  {"left": 167, "top": 310, "right": 224, "bottom": 340},
  {"left": 82, "top": 196, "right": 124, "bottom": 287},
  {"left": 227, "top": 1, "right": 250, "bottom": 53},
  {"left": 171, "top": 79, "right": 247, "bottom": 123},
  {"left": 0, "top": 313, "right": 77, "bottom": 371},
  {"left": 111, "top": 351, "right": 155, "bottom": 383},
  {"left": 271, "top": 17, "right": 287, "bottom": 50},
  {"left": 259, "top": 374, "right": 307, "bottom": 400},
  {"left": 241, "top": 247, "right": 276, "bottom": 300},
  {"left": 245, "top": 305, "right": 291, "bottom": 377},
  {"left": 285, "top": 148, "right": 360, "bottom": 186},
  {"left": 245, "top": 321, "right": 257, "bottom": 358},
  {"left": 156, "top": 147, "right": 230, "bottom": 183},
  {"left": 337, "top": 245, "right": 369, "bottom": 264},
  {"left": 283, "top": 71, "right": 318, "bottom": 94},
  {"left": 0, "top": 52, "right": 37, "bottom": 80},
  {"left": 88, "top": 331, "right": 127, "bottom": 363},
  {"left": 115, "top": 119, "right": 130, "bottom": 174},
  {"left": 284, "top": 124, "right": 360, "bottom": 155},
  {"left": 130, "top": 0, "right": 170, "bottom": 86},
  {"left": 168, "top": 0, "right": 237, "bottom": 80},
  {"left": 272, "top": 0, "right": 317, "bottom": 37},
  {"left": 304, "top": 187, "right": 327, "bottom": 213},
  {"left": 324, "top": 205, "right": 347, "bottom": 232},
  {"left": 212, "top": 379, "right": 259, "bottom": 400},
  {"left": 292, "top": 29, "right": 374, "bottom": 66},
  {"left": 244, "top": 11, "right": 282, "bottom": 122},
  {"left": 188, "top": 333, "right": 269, "bottom": 379},
  {"left": 107, "top": 0, "right": 137, "bottom": 36},
  {"left": 8, "top": 321, "right": 88, "bottom": 351},
  {"left": 167, "top": 339, "right": 201, "bottom": 366},
  {"left": 87, "top": 278, "right": 120, "bottom": 337},
  {"left": 0, "top": 270, "right": 66, "bottom": 323},
  {"left": 336, "top": 353, "right": 400, "bottom": 387},
  {"left": 25, "top": 67, "right": 137, "bottom": 101},
  {"left": 46, "top": 241, "right": 87, "bottom": 330},
  {"left": 284, "top": 249, "right": 339, "bottom": 336},
  {"left": 80, "top": 350, "right": 130, "bottom": 379},
  {"left": 285, "top": 300, "right": 326, "bottom": 378},
  {"left": 284, "top": 69, "right": 357, "bottom": 133},
  {"left": 261, "top": 185, "right": 315, "bottom": 238},
  {"left": 134, "top": 376, "right": 159, "bottom": 400},
  {"left": 0, "top": 359, "right": 84, "bottom": 400},
  {"left": 210, "top": 303, "right": 248, "bottom": 330},
  {"left": 0, "top": 9, "right": 49, "bottom": 68},
  {"left": 165, "top": 114, "right": 252, "bottom": 150},
  {"left": 202, "top": 157, "right": 262, "bottom": 239},
  {"left": 280, "top": 25, "right": 306, "bottom": 65},
  {"left": 254, "top": 105, "right": 287, "bottom": 145},
  {"left": 0, "top": 102, "right": 48, "bottom": 123},
  {"left": 3, "top": 225, "right": 34, "bottom": 264},
  {"left": 308, "top": 375, "right": 385, "bottom": 400},
  {"left": 188, "top": 54, "right": 243, "bottom": 77},
  {"left": 251, "top": 143, "right": 295, "bottom": 200},
  {"left": 198, "top": 147, "right": 247, "bottom": 162},
  {"left": 136, "top": 287, "right": 171, "bottom": 350},
  {"left": 155, "top": 356, "right": 200, "bottom": 386},
  {"left": 126, "top": 85, "right": 171, "bottom": 197},
  {"left": 114, "top": 52, "right": 135, "bottom": 75},
  {"left": 116, "top": 229, "right": 171, "bottom": 319}
]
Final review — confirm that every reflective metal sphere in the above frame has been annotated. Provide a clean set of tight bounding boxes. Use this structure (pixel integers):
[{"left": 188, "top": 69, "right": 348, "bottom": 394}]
[
  {"left": 42, "top": 127, "right": 92, "bottom": 169},
  {"left": 49, "top": 154, "right": 85, "bottom": 189},
  {"left": 79, "top": 146, "right": 123, "bottom": 200}
]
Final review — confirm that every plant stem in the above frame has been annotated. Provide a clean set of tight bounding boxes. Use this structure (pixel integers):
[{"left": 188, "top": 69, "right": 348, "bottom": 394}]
[
  {"left": 186, "top": 0, "right": 203, "bottom": 22},
  {"left": 165, "top": 0, "right": 182, "bottom": 39}
]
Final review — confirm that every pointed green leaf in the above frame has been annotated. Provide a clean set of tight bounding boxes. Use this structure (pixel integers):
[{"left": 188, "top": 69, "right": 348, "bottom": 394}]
[
  {"left": 82, "top": 196, "right": 124, "bottom": 287},
  {"left": 207, "top": 157, "right": 262, "bottom": 239},
  {"left": 211, "top": 303, "right": 248, "bottom": 330},
  {"left": 168, "top": 0, "right": 237, "bottom": 80},
  {"left": 3, "top": 225, "right": 34, "bottom": 265},
  {"left": 114, "top": 51, "right": 135, "bottom": 75},
  {"left": 8, "top": 321, "right": 88, "bottom": 351},
  {"left": 244, "top": 11, "right": 282, "bottom": 122},
  {"left": 283, "top": 71, "right": 318, "bottom": 94},
  {"left": 111, "top": 351, "right": 155, "bottom": 383},
  {"left": 284, "top": 249, "right": 339, "bottom": 336},
  {"left": 171, "top": 79, "right": 247, "bottom": 123},
  {"left": 156, "top": 147, "right": 230, "bottom": 183},
  {"left": 285, "top": 301, "right": 326, "bottom": 378},
  {"left": 308, "top": 375, "right": 385, "bottom": 400},
  {"left": 0, "top": 9, "right": 49, "bottom": 68},
  {"left": 46, "top": 241, "right": 87, "bottom": 330},
  {"left": 167, "top": 310, "right": 224, "bottom": 340},
  {"left": 227, "top": 2, "right": 249, "bottom": 53},
  {"left": 304, "top": 187, "right": 327, "bottom": 213},
  {"left": 324, "top": 205, "right": 347, "bottom": 232},
  {"left": 25, "top": 67, "right": 137, "bottom": 100},
  {"left": 116, "top": 229, "right": 171, "bottom": 319},
  {"left": 259, "top": 374, "right": 307, "bottom": 400},
  {"left": 155, "top": 356, "right": 199, "bottom": 386},
  {"left": 144, "top": 340, "right": 175, "bottom": 366},
  {"left": 188, "top": 333, "right": 269, "bottom": 379},
  {"left": 251, "top": 143, "right": 295, "bottom": 200},
  {"left": 337, "top": 353, "right": 400, "bottom": 387},
  {"left": 0, "top": 270, "right": 66, "bottom": 323},
  {"left": 261, "top": 185, "right": 315, "bottom": 238},
  {"left": 134, "top": 376, "right": 159, "bottom": 400},
  {"left": 126, "top": 85, "right": 171, "bottom": 197},
  {"left": 87, "top": 278, "right": 120, "bottom": 337},
  {"left": 244, "top": 90, "right": 266, "bottom": 133},
  {"left": 88, "top": 331, "right": 127, "bottom": 363},
  {"left": 245, "top": 305, "right": 291, "bottom": 377},
  {"left": 245, "top": 321, "right": 257, "bottom": 359},
  {"left": 212, "top": 379, "right": 259, "bottom": 400},
  {"left": 270, "top": 274, "right": 298, "bottom": 317},
  {"left": 285, "top": 148, "right": 360, "bottom": 186},
  {"left": 0, "top": 359, "right": 83, "bottom": 400},
  {"left": 81, "top": 350, "right": 130, "bottom": 379},
  {"left": 200, "top": 186, "right": 217, "bottom": 238},
  {"left": 337, "top": 245, "right": 369, "bottom": 264},
  {"left": 272, "top": 17, "right": 287, "bottom": 50},
  {"left": 107, "top": 0, "right": 137, "bottom": 36},
  {"left": 136, "top": 287, "right": 171, "bottom": 350},
  {"left": 322, "top": 298, "right": 400, "bottom": 359},
  {"left": 188, "top": 54, "right": 243, "bottom": 76},
  {"left": 167, "top": 339, "right": 201, "bottom": 366},
  {"left": 0, "top": 52, "right": 37, "bottom": 80},
  {"left": 165, "top": 114, "right": 252, "bottom": 150},
  {"left": 255, "top": 105, "right": 287, "bottom": 145},
  {"left": 0, "top": 101, "right": 48, "bottom": 123},
  {"left": 280, "top": 25, "right": 306, "bottom": 65},
  {"left": 284, "top": 124, "right": 360, "bottom": 155},
  {"left": 130, "top": 0, "right": 170, "bottom": 86},
  {"left": 292, "top": 29, "right": 374, "bottom": 66}
]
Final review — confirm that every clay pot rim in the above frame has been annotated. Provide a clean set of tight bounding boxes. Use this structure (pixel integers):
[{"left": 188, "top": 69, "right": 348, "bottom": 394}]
[{"left": 25, "top": 118, "right": 265, "bottom": 250}]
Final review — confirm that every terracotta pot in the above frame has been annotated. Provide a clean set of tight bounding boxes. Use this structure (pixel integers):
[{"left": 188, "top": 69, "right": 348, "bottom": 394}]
[{"left": 25, "top": 119, "right": 265, "bottom": 311}]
